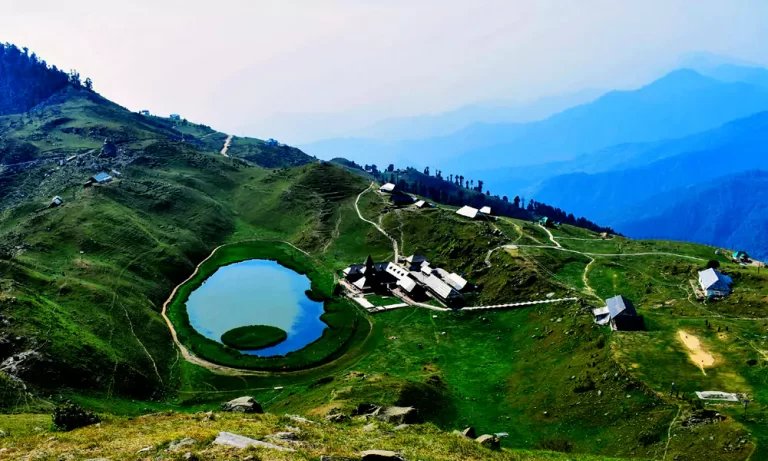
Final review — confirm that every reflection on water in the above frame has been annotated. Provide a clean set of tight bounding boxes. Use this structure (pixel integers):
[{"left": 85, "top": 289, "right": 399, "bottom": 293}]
[{"left": 186, "top": 259, "right": 327, "bottom": 357}]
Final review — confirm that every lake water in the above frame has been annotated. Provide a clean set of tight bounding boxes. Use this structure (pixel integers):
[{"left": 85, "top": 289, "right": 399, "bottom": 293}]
[{"left": 186, "top": 259, "right": 327, "bottom": 357}]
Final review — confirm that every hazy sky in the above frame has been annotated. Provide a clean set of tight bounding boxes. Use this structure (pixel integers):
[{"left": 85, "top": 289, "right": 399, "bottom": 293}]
[{"left": 3, "top": 0, "right": 768, "bottom": 143}]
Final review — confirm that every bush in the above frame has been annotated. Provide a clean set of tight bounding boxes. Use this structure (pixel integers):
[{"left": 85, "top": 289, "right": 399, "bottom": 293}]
[
  {"left": 537, "top": 438, "right": 574, "bottom": 453},
  {"left": 706, "top": 260, "right": 720, "bottom": 269},
  {"left": 53, "top": 403, "right": 100, "bottom": 431}
]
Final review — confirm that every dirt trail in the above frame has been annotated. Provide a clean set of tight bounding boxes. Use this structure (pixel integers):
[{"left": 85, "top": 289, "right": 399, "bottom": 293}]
[
  {"left": 539, "top": 224, "right": 561, "bottom": 248},
  {"left": 220, "top": 135, "right": 233, "bottom": 157},
  {"left": 678, "top": 330, "right": 715, "bottom": 374},
  {"left": 517, "top": 244, "right": 705, "bottom": 261},
  {"left": 160, "top": 239, "right": 313, "bottom": 376},
  {"left": 354, "top": 183, "right": 399, "bottom": 260}
]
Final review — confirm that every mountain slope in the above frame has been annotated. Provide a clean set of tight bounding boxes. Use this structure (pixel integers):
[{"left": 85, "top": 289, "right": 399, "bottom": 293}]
[
  {"left": 532, "top": 110, "right": 768, "bottom": 225},
  {"left": 616, "top": 171, "right": 768, "bottom": 260},
  {"left": 302, "top": 69, "right": 768, "bottom": 172}
]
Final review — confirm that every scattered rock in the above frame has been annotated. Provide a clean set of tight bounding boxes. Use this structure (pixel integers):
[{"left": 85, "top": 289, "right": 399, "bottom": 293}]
[
  {"left": 285, "top": 414, "right": 317, "bottom": 425},
  {"left": 182, "top": 453, "right": 198, "bottom": 461},
  {"left": 360, "top": 449, "right": 406, "bottom": 460},
  {"left": 213, "top": 431, "right": 294, "bottom": 451},
  {"left": 325, "top": 413, "right": 350, "bottom": 423},
  {"left": 393, "top": 424, "right": 409, "bottom": 431},
  {"left": 362, "top": 423, "right": 377, "bottom": 432},
  {"left": 271, "top": 431, "right": 299, "bottom": 441},
  {"left": 168, "top": 437, "right": 196, "bottom": 451},
  {"left": 475, "top": 434, "right": 500, "bottom": 449},
  {"left": 353, "top": 403, "right": 381, "bottom": 416},
  {"left": 136, "top": 447, "right": 152, "bottom": 453},
  {"left": 376, "top": 406, "right": 419, "bottom": 424},
  {"left": 221, "top": 396, "right": 263, "bottom": 413},
  {"left": 461, "top": 427, "right": 476, "bottom": 438}
]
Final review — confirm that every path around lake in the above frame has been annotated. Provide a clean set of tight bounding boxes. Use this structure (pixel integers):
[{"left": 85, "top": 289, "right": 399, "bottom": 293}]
[
  {"left": 220, "top": 135, "right": 232, "bottom": 157},
  {"left": 160, "top": 239, "right": 371, "bottom": 377}
]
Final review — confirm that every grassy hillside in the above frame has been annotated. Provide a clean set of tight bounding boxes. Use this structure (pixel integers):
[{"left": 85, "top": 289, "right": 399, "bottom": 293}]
[
  {"left": 0, "top": 411, "right": 626, "bottom": 461},
  {"left": 1, "top": 83, "right": 767, "bottom": 461}
]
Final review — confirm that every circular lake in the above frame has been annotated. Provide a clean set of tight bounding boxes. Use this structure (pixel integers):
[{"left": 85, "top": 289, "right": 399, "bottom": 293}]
[{"left": 186, "top": 259, "right": 327, "bottom": 357}]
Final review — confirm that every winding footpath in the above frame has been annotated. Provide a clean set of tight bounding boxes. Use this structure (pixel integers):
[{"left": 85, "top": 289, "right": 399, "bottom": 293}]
[
  {"left": 160, "top": 239, "right": 324, "bottom": 376},
  {"left": 355, "top": 183, "right": 399, "bottom": 261},
  {"left": 220, "top": 134, "right": 233, "bottom": 157}
]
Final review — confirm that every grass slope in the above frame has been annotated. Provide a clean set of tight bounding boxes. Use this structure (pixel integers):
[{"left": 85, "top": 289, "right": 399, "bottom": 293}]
[{"left": 220, "top": 325, "right": 288, "bottom": 350}]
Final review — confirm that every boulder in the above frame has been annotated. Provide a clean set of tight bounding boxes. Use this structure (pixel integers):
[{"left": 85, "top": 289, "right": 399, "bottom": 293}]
[
  {"left": 325, "top": 413, "right": 350, "bottom": 423},
  {"left": 183, "top": 453, "right": 198, "bottom": 461},
  {"left": 353, "top": 403, "right": 381, "bottom": 416},
  {"left": 475, "top": 434, "right": 500, "bottom": 449},
  {"left": 375, "top": 406, "right": 419, "bottom": 424},
  {"left": 213, "top": 431, "right": 294, "bottom": 451},
  {"left": 461, "top": 427, "right": 476, "bottom": 438},
  {"left": 220, "top": 396, "right": 263, "bottom": 414},
  {"left": 168, "top": 437, "right": 196, "bottom": 451},
  {"left": 360, "top": 449, "right": 406, "bottom": 460}
]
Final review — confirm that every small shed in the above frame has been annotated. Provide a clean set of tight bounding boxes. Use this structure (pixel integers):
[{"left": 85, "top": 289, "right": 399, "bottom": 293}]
[
  {"left": 139, "top": 110, "right": 150, "bottom": 116},
  {"left": 539, "top": 216, "right": 550, "bottom": 227},
  {"left": 170, "top": 114, "right": 181, "bottom": 121},
  {"left": 456, "top": 205, "right": 479, "bottom": 219},
  {"left": 480, "top": 206, "right": 491, "bottom": 215},
  {"left": 49, "top": 196, "right": 63, "bottom": 208},
  {"left": 594, "top": 295, "right": 643, "bottom": 331},
  {"left": 414, "top": 200, "right": 426, "bottom": 208},
  {"left": 698, "top": 268, "right": 733, "bottom": 297},
  {"left": 266, "top": 138, "right": 279, "bottom": 147},
  {"left": 379, "top": 183, "right": 396, "bottom": 193},
  {"left": 85, "top": 172, "right": 113, "bottom": 187}
]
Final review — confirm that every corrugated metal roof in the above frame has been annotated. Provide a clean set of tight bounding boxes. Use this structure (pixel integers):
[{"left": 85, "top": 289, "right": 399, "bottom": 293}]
[
  {"left": 446, "top": 273, "right": 468, "bottom": 290},
  {"left": 606, "top": 295, "right": 636, "bottom": 319},
  {"left": 698, "top": 268, "right": 733, "bottom": 291},
  {"left": 414, "top": 200, "right": 426, "bottom": 208},
  {"left": 480, "top": 206, "right": 491, "bottom": 214},
  {"left": 424, "top": 274, "right": 459, "bottom": 300},
  {"left": 456, "top": 206, "right": 478, "bottom": 219},
  {"left": 379, "top": 183, "right": 396, "bottom": 192},
  {"left": 353, "top": 277, "right": 367, "bottom": 289},
  {"left": 93, "top": 172, "right": 113, "bottom": 183},
  {"left": 397, "top": 277, "right": 417, "bottom": 292}
]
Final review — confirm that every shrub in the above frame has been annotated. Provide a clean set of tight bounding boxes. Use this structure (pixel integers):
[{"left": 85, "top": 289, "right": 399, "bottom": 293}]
[
  {"left": 53, "top": 403, "right": 100, "bottom": 431},
  {"left": 537, "top": 438, "right": 574, "bottom": 453},
  {"left": 706, "top": 260, "right": 720, "bottom": 269}
]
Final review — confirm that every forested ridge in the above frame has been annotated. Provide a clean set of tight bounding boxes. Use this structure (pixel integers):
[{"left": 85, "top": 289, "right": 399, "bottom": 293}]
[{"left": 0, "top": 42, "right": 91, "bottom": 116}]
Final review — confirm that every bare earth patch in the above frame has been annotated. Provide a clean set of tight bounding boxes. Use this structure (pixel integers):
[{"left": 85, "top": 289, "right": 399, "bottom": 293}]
[{"left": 678, "top": 330, "right": 715, "bottom": 374}]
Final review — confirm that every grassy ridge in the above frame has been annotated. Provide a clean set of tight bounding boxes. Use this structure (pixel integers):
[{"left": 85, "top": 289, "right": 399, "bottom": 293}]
[
  {"left": 166, "top": 240, "right": 367, "bottom": 370},
  {"left": 220, "top": 325, "right": 288, "bottom": 350}
]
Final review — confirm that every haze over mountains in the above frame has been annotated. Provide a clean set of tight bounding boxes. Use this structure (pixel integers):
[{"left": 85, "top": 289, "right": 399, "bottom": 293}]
[{"left": 303, "top": 57, "right": 768, "bottom": 259}]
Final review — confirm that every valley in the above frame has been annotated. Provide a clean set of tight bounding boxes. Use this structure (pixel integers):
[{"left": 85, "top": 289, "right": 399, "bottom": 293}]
[{"left": 0, "top": 43, "right": 767, "bottom": 461}]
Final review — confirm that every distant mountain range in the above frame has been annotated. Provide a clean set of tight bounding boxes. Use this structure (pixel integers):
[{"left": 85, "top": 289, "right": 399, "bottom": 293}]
[
  {"left": 343, "top": 88, "right": 606, "bottom": 141},
  {"left": 531, "top": 110, "right": 768, "bottom": 223},
  {"left": 302, "top": 67, "right": 768, "bottom": 176},
  {"left": 616, "top": 170, "right": 768, "bottom": 260}
]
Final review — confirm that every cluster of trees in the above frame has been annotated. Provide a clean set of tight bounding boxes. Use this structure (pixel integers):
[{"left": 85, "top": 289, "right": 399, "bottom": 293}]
[
  {"left": 375, "top": 165, "right": 614, "bottom": 234},
  {"left": 0, "top": 43, "right": 91, "bottom": 116}
]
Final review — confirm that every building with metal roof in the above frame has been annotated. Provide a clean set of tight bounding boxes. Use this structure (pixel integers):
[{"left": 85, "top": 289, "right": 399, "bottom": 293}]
[
  {"left": 414, "top": 200, "right": 426, "bottom": 208},
  {"left": 480, "top": 206, "right": 491, "bottom": 215},
  {"left": 379, "top": 183, "right": 396, "bottom": 193},
  {"left": 456, "top": 205, "right": 479, "bottom": 219},
  {"left": 423, "top": 274, "right": 462, "bottom": 304},
  {"left": 698, "top": 268, "right": 733, "bottom": 297},
  {"left": 593, "top": 295, "right": 643, "bottom": 331}
]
